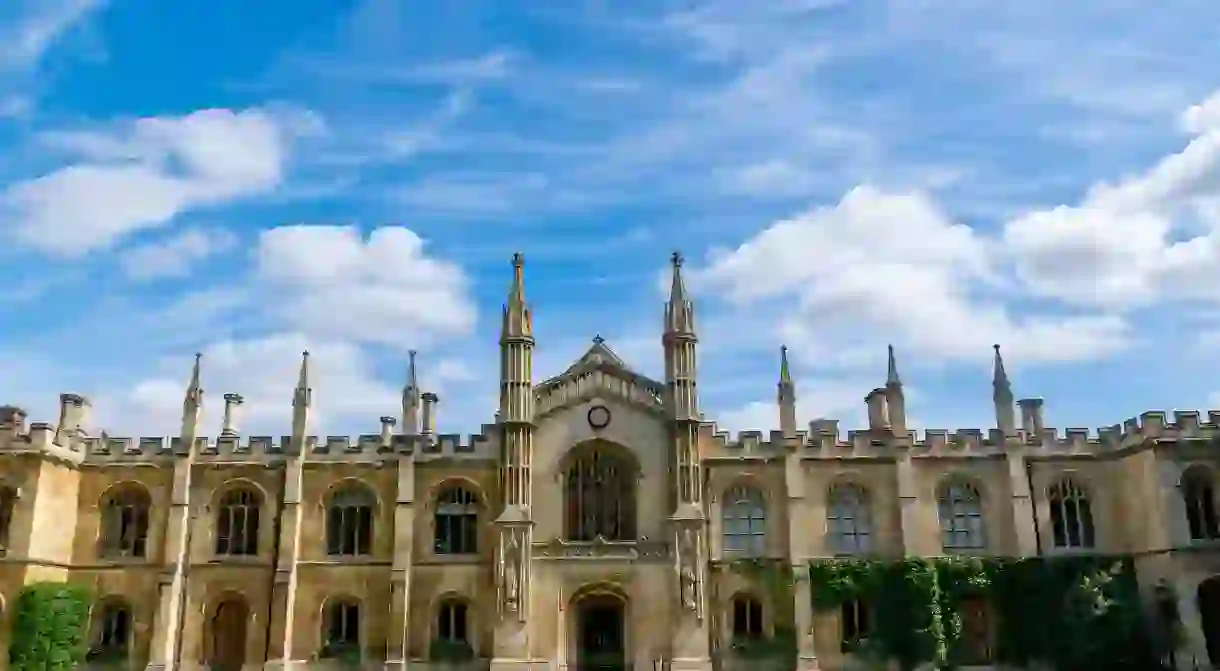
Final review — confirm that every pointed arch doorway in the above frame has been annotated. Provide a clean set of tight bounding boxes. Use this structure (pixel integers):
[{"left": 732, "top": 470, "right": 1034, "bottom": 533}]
[
  {"left": 573, "top": 591, "right": 626, "bottom": 671},
  {"left": 208, "top": 598, "right": 249, "bottom": 671}
]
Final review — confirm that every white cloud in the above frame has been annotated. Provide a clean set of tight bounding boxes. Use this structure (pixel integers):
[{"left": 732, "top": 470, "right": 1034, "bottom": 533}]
[
  {"left": 255, "top": 225, "right": 477, "bottom": 348},
  {"left": 694, "top": 185, "right": 1129, "bottom": 366},
  {"left": 714, "top": 378, "right": 867, "bottom": 435},
  {"left": 0, "top": 0, "right": 105, "bottom": 70},
  {"left": 3, "top": 108, "right": 308, "bottom": 255},
  {"left": 119, "top": 228, "right": 238, "bottom": 281},
  {"left": 94, "top": 334, "right": 398, "bottom": 437},
  {"left": 1003, "top": 88, "right": 1220, "bottom": 309}
]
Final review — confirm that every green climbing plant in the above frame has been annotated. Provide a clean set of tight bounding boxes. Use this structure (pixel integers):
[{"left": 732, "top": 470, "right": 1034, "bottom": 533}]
[
  {"left": 8, "top": 582, "right": 93, "bottom": 671},
  {"left": 806, "top": 555, "right": 1156, "bottom": 671}
]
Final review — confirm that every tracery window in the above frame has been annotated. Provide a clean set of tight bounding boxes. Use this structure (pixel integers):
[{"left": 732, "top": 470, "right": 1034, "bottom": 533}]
[
  {"left": 99, "top": 485, "right": 151, "bottom": 558},
  {"left": 731, "top": 595, "right": 764, "bottom": 640},
  {"left": 216, "top": 487, "right": 261, "bottom": 556},
  {"left": 436, "top": 599, "right": 469, "bottom": 644},
  {"left": 1183, "top": 467, "right": 1220, "bottom": 541},
  {"left": 722, "top": 484, "right": 766, "bottom": 556},
  {"left": 0, "top": 484, "right": 16, "bottom": 553},
  {"left": 564, "top": 446, "right": 637, "bottom": 541},
  {"left": 827, "top": 484, "right": 872, "bottom": 555},
  {"left": 326, "top": 483, "right": 375, "bottom": 557},
  {"left": 938, "top": 481, "right": 986, "bottom": 552},
  {"left": 1048, "top": 478, "right": 1095, "bottom": 549},
  {"left": 93, "top": 600, "right": 132, "bottom": 657},
  {"left": 434, "top": 485, "right": 479, "bottom": 555},
  {"left": 323, "top": 599, "right": 361, "bottom": 650}
]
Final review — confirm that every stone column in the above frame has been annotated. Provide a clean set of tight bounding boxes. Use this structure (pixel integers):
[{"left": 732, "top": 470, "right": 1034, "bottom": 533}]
[
  {"left": 265, "top": 455, "right": 305, "bottom": 670},
  {"left": 146, "top": 455, "right": 193, "bottom": 671},
  {"left": 1005, "top": 450, "right": 1039, "bottom": 556},
  {"left": 895, "top": 454, "right": 922, "bottom": 556},
  {"left": 784, "top": 443, "right": 819, "bottom": 670},
  {"left": 385, "top": 452, "right": 416, "bottom": 670}
]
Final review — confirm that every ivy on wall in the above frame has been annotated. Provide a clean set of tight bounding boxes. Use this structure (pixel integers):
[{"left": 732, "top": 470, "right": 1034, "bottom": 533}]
[
  {"left": 8, "top": 582, "right": 93, "bottom": 671},
  {"left": 725, "top": 558, "right": 797, "bottom": 661},
  {"left": 806, "top": 555, "right": 1160, "bottom": 671}
]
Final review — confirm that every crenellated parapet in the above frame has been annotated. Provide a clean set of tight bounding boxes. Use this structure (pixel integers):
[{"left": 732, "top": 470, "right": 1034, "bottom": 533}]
[{"left": 699, "top": 409, "right": 1220, "bottom": 462}]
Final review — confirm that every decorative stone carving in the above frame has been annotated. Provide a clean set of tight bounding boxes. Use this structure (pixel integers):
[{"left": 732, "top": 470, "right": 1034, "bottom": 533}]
[
  {"left": 502, "top": 536, "right": 520, "bottom": 615},
  {"left": 534, "top": 535, "right": 669, "bottom": 560},
  {"left": 676, "top": 528, "right": 701, "bottom": 615}
]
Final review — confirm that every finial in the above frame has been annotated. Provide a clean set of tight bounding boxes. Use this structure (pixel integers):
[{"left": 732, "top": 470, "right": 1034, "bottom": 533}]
[
  {"left": 593, "top": 334, "right": 605, "bottom": 345},
  {"left": 886, "top": 344, "right": 901, "bottom": 386},
  {"left": 992, "top": 343, "right": 1011, "bottom": 393},
  {"left": 671, "top": 250, "right": 683, "bottom": 268},
  {"left": 512, "top": 252, "right": 524, "bottom": 269},
  {"left": 779, "top": 345, "right": 792, "bottom": 384}
]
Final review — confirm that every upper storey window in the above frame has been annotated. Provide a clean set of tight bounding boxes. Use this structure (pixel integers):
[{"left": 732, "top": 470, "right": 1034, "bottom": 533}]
[
  {"left": 564, "top": 445, "right": 637, "bottom": 542},
  {"left": 827, "top": 484, "right": 872, "bottom": 555},
  {"left": 326, "top": 483, "right": 375, "bottom": 557},
  {"left": 722, "top": 484, "right": 766, "bottom": 556},
  {"left": 1183, "top": 467, "right": 1220, "bottom": 541},
  {"left": 434, "top": 485, "right": 479, "bottom": 555},
  {"left": 1048, "top": 478, "right": 1095, "bottom": 550},
  {"left": 216, "top": 487, "right": 261, "bottom": 557},
  {"left": 938, "top": 481, "right": 986, "bottom": 552},
  {"left": 99, "top": 485, "right": 151, "bottom": 559}
]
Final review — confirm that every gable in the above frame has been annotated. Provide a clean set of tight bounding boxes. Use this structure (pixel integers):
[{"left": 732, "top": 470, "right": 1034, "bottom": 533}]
[{"left": 535, "top": 337, "right": 666, "bottom": 420}]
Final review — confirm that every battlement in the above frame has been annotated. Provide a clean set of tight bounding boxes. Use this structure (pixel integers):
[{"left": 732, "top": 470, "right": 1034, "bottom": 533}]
[
  {"left": 0, "top": 402, "right": 501, "bottom": 464},
  {"left": 700, "top": 409, "right": 1220, "bottom": 459}
]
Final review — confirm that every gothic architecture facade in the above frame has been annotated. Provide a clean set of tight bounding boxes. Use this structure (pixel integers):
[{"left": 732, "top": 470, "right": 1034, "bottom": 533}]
[{"left": 0, "top": 253, "right": 1218, "bottom": 671}]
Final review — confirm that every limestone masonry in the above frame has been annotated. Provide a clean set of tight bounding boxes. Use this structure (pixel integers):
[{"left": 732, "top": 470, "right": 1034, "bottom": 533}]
[{"left": 0, "top": 252, "right": 1218, "bottom": 670}]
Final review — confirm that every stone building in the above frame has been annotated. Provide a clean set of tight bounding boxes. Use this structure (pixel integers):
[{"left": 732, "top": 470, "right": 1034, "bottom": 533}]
[{"left": 0, "top": 252, "right": 1218, "bottom": 671}]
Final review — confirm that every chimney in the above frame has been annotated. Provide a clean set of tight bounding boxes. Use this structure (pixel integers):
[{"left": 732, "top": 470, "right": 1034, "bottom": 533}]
[
  {"left": 55, "top": 393, "right": 90, "bottom": 444},
  {"left": 0, "top": 405, "right": 26, "bottom": 432},
  {"left": 865, "top": 388, "right": 889, "bottom": 432},
  {"left": 221, "top": 393, "right": 244, "bottom": 436},
  {"left": 1018, "top": 398, "right": 1045, "bottom": 440},
  {"left": 421, "top": 393, "right": 439, "bottom": 437},
  {"left": 379, "top": 416, "right": 397, "bottom": 449}
]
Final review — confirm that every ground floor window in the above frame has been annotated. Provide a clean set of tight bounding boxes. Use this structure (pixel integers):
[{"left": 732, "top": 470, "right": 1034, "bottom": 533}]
[{"left": 840, "top": 598, "right": 870, "bottom": 653}]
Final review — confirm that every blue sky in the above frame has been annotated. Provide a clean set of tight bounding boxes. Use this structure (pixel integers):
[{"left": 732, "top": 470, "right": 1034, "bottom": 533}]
[{"left": 2, "top": 0, "right": 1220, "bottom": 440}]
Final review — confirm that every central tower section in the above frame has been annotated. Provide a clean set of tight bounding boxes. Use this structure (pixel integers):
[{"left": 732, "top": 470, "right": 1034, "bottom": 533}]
[{"left": 493, "top": 253, "right": 536, "bottom": 667}]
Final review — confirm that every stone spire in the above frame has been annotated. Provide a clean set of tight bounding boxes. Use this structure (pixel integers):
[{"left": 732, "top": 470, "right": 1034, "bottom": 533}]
[
  {"left": 993, "top": 344, "right": 1017, "bottom": 436},
  {"left": 884, "top": 344, "right": 907, "bottom": 439},
  {"left": 402, "top": 350, "right": 420, "bottom": 436},
  {"left": 502, "top": 252, "right": 532, "bottom": 339},
  {"left": 665, "top": 251, "right": 695, "bottom": 335},
  {"left": 291, "top": 350, "right": 311, "bottom": 447},
  {"left": 181, "top": 352, "right": 203, "bottom": 449},
  {"left": 778, "top": 345, "right": 797, "bottom": 438}
]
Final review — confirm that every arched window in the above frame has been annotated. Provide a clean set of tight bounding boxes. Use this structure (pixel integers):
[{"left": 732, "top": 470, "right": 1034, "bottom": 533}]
[
  {"left": 722, "top": 484, "right": 766, "bottom": 556},
  {"left": 1183, "top": 468, "right": 1220, "bottom": 541},
  {"left": 99, "top": 485, "right": 151, "bottom": 558},
  {"left": 0, "top": 484, "right": 17, "bottom": 553},
  {"left": 840, "top": 598, "right": 871, "bottom": 652},
  {"left": 323, "top": 599, "right": 361, "bottom": 651},
  {"left": 827, "top": 484, "right": 872, "bottom": 555},
  {"left": 216, "top": 487, "right": 261, "bottom": 556},
  {"left": 92, "top": 600, "right": 132, "bottom": 657},
  {"left": 564, "top": 446, "right": 637, "bottom": 541},
  {"left": 434, "top": 486, "right": 479, "bottom": 555},
  {"left": 1049, "top": 478, "right": 1095, "bottom": 549},
  {"left": 326, "top": 483, "right": 375, "bottom": 557},
  {"left": 730, "top": 595, "right": 764, "bottom": 641},
  {"left": 938, "top": 481, "right": 986, "bottom": 552},
  {"left": 436, "top": 599, "right": 469, "bottom": 644}
]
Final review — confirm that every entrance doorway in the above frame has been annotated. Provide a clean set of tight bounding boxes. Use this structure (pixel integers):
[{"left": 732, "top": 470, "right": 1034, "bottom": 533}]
[
  {"left": 209, "top": 598, "right": 249, "bottom": 671},
  {"left": 576, "top": 595, "right": 626, "bottom": 671}
]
